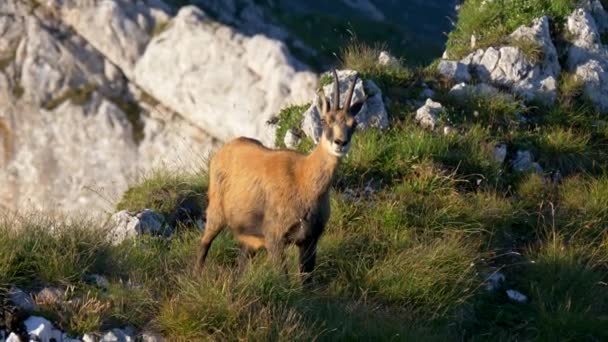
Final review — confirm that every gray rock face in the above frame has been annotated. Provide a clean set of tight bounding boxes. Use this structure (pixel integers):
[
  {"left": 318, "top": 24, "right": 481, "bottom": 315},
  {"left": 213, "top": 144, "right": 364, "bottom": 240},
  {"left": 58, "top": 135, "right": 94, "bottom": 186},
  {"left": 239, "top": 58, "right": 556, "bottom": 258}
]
[
  {"left": 1, "top": 0, "right": 315, "bottom": 214},
  {"left": 566, "top": 7, "right": 608, "bottom": 113},
  {"left": 301, "top": 69, "right": 388, "bottom": 143},
  {"left": 134, "top": 6, "right": 317, "bottom": 147},
  {"left": 51, "top": 0, "right": 171, "bottom": 79},
  {"left": 442, "top": 16, "right": 560, "bottom": 104},
  {"left": 415, "top": 99, "right": 443, "bottom": 130}
]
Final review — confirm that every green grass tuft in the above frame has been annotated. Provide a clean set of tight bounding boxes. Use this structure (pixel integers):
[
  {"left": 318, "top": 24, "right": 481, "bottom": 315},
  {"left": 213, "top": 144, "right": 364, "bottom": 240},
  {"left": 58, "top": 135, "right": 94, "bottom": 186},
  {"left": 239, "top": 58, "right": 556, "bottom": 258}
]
[
  {"left": 446, "top": 0, "right": 578, "bottom": 59},
  {"left": 116, "top": 168, "right": 208, "bottom": 225}
]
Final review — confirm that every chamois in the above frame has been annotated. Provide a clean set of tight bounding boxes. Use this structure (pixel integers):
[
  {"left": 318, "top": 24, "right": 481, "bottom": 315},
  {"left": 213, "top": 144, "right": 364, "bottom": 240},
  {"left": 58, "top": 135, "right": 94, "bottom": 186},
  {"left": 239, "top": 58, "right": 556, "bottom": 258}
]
[{"left": 196, "top": 70, "right": 364, "bottom": 284}]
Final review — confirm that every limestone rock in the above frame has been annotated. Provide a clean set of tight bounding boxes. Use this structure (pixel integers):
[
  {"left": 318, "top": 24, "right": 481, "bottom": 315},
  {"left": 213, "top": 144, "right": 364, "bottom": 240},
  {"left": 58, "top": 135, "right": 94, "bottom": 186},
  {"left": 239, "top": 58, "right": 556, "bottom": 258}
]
[
  {"left": 8, "top": 287, "right": 36, "bottom": 312},
  {"left": 506, "top": 289, "right": 528, "bottom": 303},
  {"left": 378, "top": 51, "right": 399, "bottom": 68},
  {"left": 493, "top": 144, "right": 508, "bottom": 164},
  {"left": 283, "top": 129, "right": 301, "bottom": 149},
  {"left": 134, "top": 6, "right": 317, "bottom": 147},
  {"left": 513, "top": 150, "right": 543, "bottom": 173},
  {"left": 444, "top": 16, "right": 560, "bottom": 104},
  {"left": 100, "top": 328, "right": 134, "bottom": 342},
  {"left": 438, "top": 60, "right": 471, "bottom": 83},
  {"left": 415, "top": 99, "right": 443, "bottom": 130},
  {"left": 24, "top": 316, "right": 63, "bottom": 342},
  {"left": 566, "top": 7, "right": 608, "bottom": 113},
  {"left": 301, "top": 70, "right": 388, "bottom": 143},
  {"left": 47, "top": 0, "right": 171, "bottom": 78},
  {"left": 109, "top": 209, "right": 165, "bottom": 245}
]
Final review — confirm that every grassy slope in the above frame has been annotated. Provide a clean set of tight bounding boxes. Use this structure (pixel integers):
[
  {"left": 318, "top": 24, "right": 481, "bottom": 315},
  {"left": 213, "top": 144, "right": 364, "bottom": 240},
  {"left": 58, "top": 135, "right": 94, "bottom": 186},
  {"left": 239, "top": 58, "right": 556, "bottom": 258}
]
[{"left": 2, "top": 1, "right": 608, "bottom": 340}]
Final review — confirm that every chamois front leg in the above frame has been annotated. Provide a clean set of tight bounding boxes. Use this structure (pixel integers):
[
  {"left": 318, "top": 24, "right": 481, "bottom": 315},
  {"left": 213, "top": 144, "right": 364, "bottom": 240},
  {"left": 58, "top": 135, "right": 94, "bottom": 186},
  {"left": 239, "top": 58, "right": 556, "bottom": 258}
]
[
  {"left": 298, "top": 237, "right": 318, "bottom": 286},
  {"left": 265, "top": 234, "right": 288, "bottom": 276}
]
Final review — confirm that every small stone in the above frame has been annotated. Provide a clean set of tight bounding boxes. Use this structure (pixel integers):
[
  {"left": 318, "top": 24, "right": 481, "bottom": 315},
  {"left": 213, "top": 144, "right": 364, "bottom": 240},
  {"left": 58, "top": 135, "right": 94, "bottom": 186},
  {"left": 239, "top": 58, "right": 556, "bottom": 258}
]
[
  {"left": 283, "top": 129, "right": 301, "bottom": 149},
  {"left": 90, "top": 274, "right": 110, "bottom": 289},
  {"left": 341, "top": 189, "right": 357, "bottom": 202},
  {"left": 378, "top": 51, "right": 399, "bottom": 67},
  {"left": 83, "top": 333, "right": 97, "bottom": 342},
  {"left": 415, "top": 99, "right": 443, "bottom": 130},
  {"left": 506, "top": 289, "right": 528, "bottom": 303},
  {"left": 513, "top": 150, "right": 543, "bottom": 173},
  {"left": 493, "top": 144, "right": 507, "bottom": 164},
  {"left": 196, "top": 218, "right": 205, "bottom": 231},
  {"left": 5, "top": 332, "right": 21, "bottom": 342},
  {"left": 100, "top": 328, "right": 134, "bottom": 342},
  {"left": 419, "top": 87, "right": 435, "bottom": 99},
  {"left": 9, "top": 287, "right": 36, "bottom": 312},
  {"left": 141, "top": 332, "right": 165, "bottom": 342},
  {"left": 485, "top": 272, "right": 506, "bottom": 291}
]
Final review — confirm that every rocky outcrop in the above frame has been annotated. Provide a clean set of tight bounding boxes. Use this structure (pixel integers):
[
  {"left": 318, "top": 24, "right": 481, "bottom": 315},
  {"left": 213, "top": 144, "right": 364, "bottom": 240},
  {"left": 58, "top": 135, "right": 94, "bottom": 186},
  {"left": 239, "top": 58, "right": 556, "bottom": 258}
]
[
  {"left": 415, "top": 99, "right": 444, "bottom": 130},
  {"left": 0, "top": 0, "right": 317, "bottom": 214},
  {"left": 301, "top": 70, "right": 388, "bottom": 143},
  {"left": 441, "top": 16, "right": 560, "bottom": 105},
  {"left": 134, "top": 7, "right": 316, "bottom": 147},
  {"left": 566, "top": 5, "right": 608, "bottom": 113}
]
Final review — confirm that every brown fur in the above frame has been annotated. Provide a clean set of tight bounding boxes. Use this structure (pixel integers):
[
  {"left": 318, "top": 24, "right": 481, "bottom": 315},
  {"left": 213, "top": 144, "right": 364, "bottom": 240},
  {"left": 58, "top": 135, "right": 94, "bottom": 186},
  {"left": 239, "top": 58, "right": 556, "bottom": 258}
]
[{"left": 196, "top": 71, "right": 363, "bottom": 284}]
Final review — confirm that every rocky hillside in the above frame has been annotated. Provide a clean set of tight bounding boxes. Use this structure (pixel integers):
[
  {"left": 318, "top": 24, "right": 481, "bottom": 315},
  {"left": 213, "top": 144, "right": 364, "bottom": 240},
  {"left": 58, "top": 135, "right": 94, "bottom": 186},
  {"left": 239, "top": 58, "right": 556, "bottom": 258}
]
[
  {"left": 1, "top": 0, "right": 608, "bottom": 341},
  {"left": 0, "top": 0, "right": 317, "bottom": 214}
]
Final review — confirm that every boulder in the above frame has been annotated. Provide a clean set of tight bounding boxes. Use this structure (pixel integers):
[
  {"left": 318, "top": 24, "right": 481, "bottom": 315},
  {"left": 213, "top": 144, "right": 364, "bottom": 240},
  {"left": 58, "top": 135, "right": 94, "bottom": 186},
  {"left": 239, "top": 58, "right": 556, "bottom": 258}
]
[
  {"left": 438, "top": 60, "right": 471, "bottom": 83},
  {"left": 134, "top": 6, "right": 316, "bottom": 147},
  {"left": 566, "top": 7, "right": 608, "bottom": 113},
  {"left": 415, "top": 99, "right": 443, "bottom": 130},
  {"left": 301, "top": 70, "right": 388, "bottom": 143},
  {"left": 24, "top": 316, "right": 63, "bottom": 342},
  {"left": 8, "top": 287, "right": 35, "bottom": 312},
  {"left": 109, "top": 209, "right": 166, "bottom": 245}
]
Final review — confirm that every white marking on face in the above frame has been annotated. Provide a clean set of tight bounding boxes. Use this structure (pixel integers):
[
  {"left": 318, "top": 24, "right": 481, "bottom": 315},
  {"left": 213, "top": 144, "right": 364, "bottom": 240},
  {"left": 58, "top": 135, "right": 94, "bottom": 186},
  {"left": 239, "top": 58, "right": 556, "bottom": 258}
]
[{"left": 328, "top": 141, "right": 350, "bottom": 157}]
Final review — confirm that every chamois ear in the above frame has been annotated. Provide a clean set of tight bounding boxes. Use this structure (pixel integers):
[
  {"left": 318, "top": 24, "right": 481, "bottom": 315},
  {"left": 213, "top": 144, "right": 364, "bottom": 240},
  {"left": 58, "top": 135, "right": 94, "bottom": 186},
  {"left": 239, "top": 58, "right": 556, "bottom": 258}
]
[
  {"left": 348, "top": 97, "right": 366, "bottom": 117},
  {"left": 316, "top": 89, "right": 331, "bottom": 119}
]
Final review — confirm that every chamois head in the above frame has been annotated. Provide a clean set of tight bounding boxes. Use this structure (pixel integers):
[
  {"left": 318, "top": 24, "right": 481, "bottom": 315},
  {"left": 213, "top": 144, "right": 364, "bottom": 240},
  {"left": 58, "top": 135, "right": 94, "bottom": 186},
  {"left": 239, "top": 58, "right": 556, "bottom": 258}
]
[{"left": 316, "top": 70, "right": 365, "bottom": 157}]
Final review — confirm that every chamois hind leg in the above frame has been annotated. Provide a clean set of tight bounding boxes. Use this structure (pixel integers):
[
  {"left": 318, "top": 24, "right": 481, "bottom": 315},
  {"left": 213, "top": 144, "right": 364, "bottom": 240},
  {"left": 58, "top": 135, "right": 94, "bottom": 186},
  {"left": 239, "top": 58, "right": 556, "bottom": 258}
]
[
  {"left": 195, "top": 214, "right": 223, "bottom": 273},
  {"left": 298, "top": 237, "right": 319, "bottom": 286},
  {"left": 266, "top": 234, "right": 288, "bottom": 276}
]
